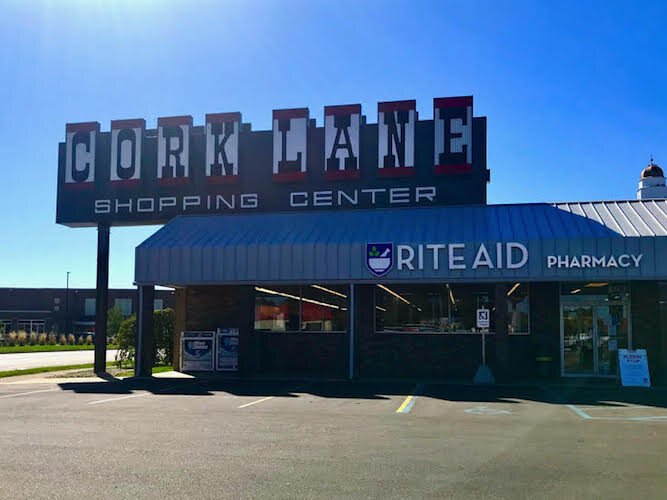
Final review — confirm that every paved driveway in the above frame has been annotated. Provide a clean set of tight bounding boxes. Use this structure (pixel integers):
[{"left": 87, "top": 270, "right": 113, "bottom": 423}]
[
  {"left": 0, "top": 349, "right": 118, "bottom": 371},
  {"left": 1, "top": 379, "right": 667, "bottom": 499}
]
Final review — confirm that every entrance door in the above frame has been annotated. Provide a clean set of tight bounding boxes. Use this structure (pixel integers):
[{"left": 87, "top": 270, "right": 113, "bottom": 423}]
[{"left": 562, "top": 303, "right": 629, "bottom": 377}]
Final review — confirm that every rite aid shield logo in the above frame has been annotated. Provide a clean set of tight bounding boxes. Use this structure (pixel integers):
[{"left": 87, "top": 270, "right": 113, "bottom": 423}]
[{"left": 366, "top": 243, "right": 393, "bottom": 277}]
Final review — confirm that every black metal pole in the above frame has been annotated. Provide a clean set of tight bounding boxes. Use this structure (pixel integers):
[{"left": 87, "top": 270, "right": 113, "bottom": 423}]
[{"left": 94, "top": 223, "right": 110, "bottom": 375}]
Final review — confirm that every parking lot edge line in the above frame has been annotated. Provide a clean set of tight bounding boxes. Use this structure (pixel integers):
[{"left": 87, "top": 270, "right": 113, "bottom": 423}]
[
  {"left": 238, "top": 396, "right": 275, "bottom": 409},
  {"left": 0, "top": 388, "right": 59, "bottom": 399}
]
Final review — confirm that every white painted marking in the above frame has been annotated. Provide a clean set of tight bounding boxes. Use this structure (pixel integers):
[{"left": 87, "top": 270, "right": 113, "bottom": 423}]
[
  {"left": 464, "top": 406, "right": 511, "bottom": 415},
  {"left": 88, "top": 392, "right": 151, "bottom": 405},
  {"left": 88, "top": 383, "right": 185, "bottom": 405},
  {"left": 566, "top": 404, "right": 592, "bottom": 419},
  {"left": 566, "top": 404, "right": 667, "bottom": 421},
  {"left": 238, "top": 396, "right": 274, "bottom": 409},
  {"left": 0, "top": 388, "right": 59, "bottom": 399}
]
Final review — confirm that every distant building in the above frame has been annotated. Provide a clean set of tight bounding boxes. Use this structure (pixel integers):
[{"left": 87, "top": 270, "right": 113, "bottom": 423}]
[{"left": 0, "top": 288, "right": 175, "bottom": 334}]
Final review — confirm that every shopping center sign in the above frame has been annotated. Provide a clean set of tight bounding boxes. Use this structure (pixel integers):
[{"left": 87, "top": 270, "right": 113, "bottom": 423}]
[{"left": 56, "top": 96, "right": 488, "bottom": 226}]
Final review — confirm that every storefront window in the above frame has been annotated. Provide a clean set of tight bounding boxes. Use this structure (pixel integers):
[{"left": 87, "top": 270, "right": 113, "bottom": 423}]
[
  {"left": 254, "top": 285, "right": 348, "bottom": 333},
  {"left": 17, "top": 320, "right": 46, "bottom": 333},
  {"left": 375, "top": 284, "right": 498, "bottom": 334},
  {"left": 507, "top": 283, "right": 530, "bottom": 334}
]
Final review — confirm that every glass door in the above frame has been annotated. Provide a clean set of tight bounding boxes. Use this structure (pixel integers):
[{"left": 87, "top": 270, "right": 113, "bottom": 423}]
[
  {"left": 595, "top": 304, "right": 629, "bottom": 376},
  {"left": 563, "top": 305, "right": 594, "bottom": 375},
  {"left": 562, "top": 303, "right": 629, "bottom": 377}
]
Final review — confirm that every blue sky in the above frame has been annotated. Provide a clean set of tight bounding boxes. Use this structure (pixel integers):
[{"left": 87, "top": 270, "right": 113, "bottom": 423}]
[{"left": 0, "top": 0, "right": 665, "bottom": 289}]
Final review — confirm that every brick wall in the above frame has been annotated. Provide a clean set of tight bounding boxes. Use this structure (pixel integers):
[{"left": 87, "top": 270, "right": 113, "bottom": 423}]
[
  {"left": 631, "top": 281, "right": 662, "bottom": 380},
  {"left": 529, "top": 282, "right": 561, "bottom": 377}
]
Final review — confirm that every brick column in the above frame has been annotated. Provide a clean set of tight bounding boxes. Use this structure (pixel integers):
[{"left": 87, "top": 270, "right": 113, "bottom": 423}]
[
  {"left": 238, "top": 285, "right": 258, "bottom": 377},
  {"left": 173, "top": 288, "right": 187, "bottom": 371}
]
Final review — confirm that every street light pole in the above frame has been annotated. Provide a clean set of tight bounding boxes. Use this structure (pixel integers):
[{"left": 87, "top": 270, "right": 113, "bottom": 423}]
[{"left": 66, "top": 271, "right": 70, "bottom": 334}]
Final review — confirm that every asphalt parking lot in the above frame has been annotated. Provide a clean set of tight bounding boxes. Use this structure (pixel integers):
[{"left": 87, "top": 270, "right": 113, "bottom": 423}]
[{"left": 2, "top": 376, "right": 667, "bottom": 499}]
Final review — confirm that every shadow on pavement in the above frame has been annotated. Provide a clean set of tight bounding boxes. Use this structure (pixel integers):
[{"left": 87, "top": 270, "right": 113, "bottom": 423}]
[{"left": 53, "top": 376, "right": 667, "bottom": 408}]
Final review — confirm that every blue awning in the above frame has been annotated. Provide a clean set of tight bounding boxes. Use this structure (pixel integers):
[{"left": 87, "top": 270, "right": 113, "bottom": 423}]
[{"left": 135, "top": 200, "right": 667, "bottom": 286}]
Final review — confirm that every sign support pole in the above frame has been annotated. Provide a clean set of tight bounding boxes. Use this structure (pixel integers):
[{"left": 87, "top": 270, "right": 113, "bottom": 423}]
[
  {"left": 136, "top": 285, "right": 155, "bottom": 377},
  {"left": 482, "top": 328, "right": 487, "bottom": 366},
  {"left": 473, "top": 308, "right": 494, "bottom": 385},
  {"left": 94, "top": 223, "right": 110, "bottom": 375}
]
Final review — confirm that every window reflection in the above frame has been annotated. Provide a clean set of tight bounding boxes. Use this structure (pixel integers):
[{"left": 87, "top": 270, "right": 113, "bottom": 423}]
[
  {"left": 254, "top": 285, "right": 348, "bottom": 333},
  {"left": 507, "top": 283, "right": 530, "bottom": 334},
  {"left": 375, "top": 284, "right": 510, "bottom": 334}
]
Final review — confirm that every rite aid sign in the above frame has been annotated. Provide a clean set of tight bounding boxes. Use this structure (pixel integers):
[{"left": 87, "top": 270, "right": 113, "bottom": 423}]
[{"left": 365, "top": 241, "right": 645, "bottom": 278}]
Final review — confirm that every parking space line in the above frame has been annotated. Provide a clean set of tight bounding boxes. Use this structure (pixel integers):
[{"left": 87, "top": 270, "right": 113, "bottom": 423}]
[
  {"left": 88, "top": 383, "right": 187, "bottom": 406},
  {"left": 88, "top": 392, "right": 151, "bottom": 405},
  {"left": 395, "top": 384, "right": 423, "bottom": 414},
  {"left": 0, "top": 388, "right": 60, "bottom": 399},
  {"left": 238, "top": 396, "right": 274, "bottom": 409},
  {"left": 566, "top": 404, "right": 592, "bottom": 419},
  {"left": 566, "top": 404, "right": 667, "bottom": 421}
]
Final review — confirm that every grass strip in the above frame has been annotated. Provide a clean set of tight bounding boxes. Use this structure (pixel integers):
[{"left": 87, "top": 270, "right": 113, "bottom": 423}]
[
  {"left": 0, "top": 363, "right": 173, "bottom": 379},
  {"left": 115, "top": 365, "right": 174, "bottom": 377},
  {"left": 0, "top": 345, "right": 119, "bottom": 354},
  {"left": 0, "top": 364, "right": 94, "bottom": 378}
]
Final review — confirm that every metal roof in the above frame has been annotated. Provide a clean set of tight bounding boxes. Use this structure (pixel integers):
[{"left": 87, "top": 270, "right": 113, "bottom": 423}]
[{"left": 135, "top": 200, "right": 667, "bottom": 286}]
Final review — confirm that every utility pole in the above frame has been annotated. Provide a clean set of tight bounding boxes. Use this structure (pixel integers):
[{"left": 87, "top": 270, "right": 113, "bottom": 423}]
[{"left": 65, "top": 271, "right": 70, "bottom": 333}]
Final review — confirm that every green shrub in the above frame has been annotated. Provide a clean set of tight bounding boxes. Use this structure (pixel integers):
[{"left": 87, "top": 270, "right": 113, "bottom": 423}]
[
  {"left": 114, "top": 308, "right": 175, "bottom": 368},
  {"left": 85, "top": 335, "right": 93, "bottom": 345},
  {"left": 115, "top": 315, "right": 136, "bottom": 368},
  {"left": 154, "top": 309, "right": 175, "bottom": 365},
  {"left": 28, "top": 332, "right": 38, "bottom": 346},
  {"left": 38, "top": 333, "right": 47, "bottom": 345}
]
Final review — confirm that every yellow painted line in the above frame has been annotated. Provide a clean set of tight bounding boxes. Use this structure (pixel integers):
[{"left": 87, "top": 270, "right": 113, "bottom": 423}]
[
  {"left": 395, "top": 395, "right": 415, "bottom": 413},
  {"left": 238, "top": 396, "right": 275, "bottom": 409}
]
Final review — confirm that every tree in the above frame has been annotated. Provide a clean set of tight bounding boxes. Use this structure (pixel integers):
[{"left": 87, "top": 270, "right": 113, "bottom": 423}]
[
  {"left": 107, "top": 305, "right": 124, "bottom": 341},
  {"left": 114, "top": 308, "right": 175, "bottom": 369}
]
